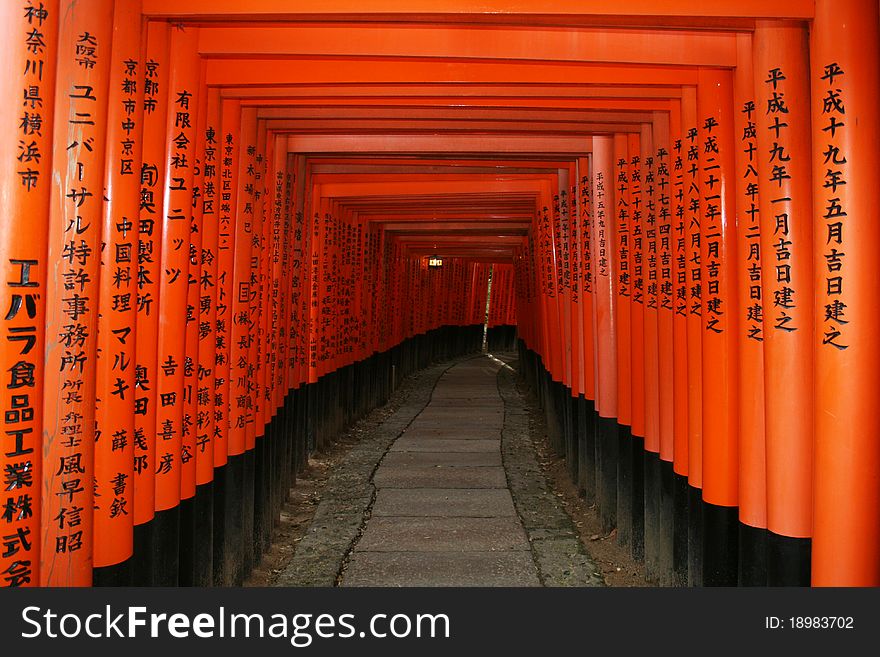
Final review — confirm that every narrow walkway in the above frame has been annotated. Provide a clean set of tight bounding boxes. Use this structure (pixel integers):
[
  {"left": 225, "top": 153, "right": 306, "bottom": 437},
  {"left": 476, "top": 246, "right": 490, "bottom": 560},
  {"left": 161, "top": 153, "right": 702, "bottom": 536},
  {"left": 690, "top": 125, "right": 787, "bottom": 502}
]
[
  {"left": 342, "top": 357, "right": 539, "bottom": 586},
  {"left": 274, "top": 354, "right": 602, "bottom": 587}
]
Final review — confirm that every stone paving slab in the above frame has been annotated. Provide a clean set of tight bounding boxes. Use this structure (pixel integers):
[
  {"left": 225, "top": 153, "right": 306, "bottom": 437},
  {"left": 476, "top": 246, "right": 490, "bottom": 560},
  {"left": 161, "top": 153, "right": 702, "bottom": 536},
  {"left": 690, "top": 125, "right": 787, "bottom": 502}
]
[
  {"left": 432, "top": 388, "right": 498, "bottom": 392},
  {"left": 354, "top": 517, "right": 530, "bottom": 552},
  {"left": 373, "top": 464, "right": 508, "bottom": 489},
  {"left": 415, "top": 413, "right": 504, "bottom": 424},
  {"left": 412, "top": 422, "right": 503, "bottom": 432},
  {"left": 402, "top": 427, "right": 501, "bottom": 439},
  {"left": 372, "top": 488, "right": 517, "bottom": 517},
  {"left": 426, "top": 400, "right": 504, "bottom": 408},
  {"left": 391, "top": 437, "right": 500, "bottom": 453},
  {"left": 381, "top": 451, "right": 502, "bottom": 467},
  {"left": 417, "top": 406, "right": 503, "bottom": 416},
  {"left": 342, "top": 551, "right": 540, "bottom": 587},
  {"left": 407, "top": 415, "right": 501, "bottom": 424},
  {"left": 431, "top": 387, "right": 498, "bottom": 395}
]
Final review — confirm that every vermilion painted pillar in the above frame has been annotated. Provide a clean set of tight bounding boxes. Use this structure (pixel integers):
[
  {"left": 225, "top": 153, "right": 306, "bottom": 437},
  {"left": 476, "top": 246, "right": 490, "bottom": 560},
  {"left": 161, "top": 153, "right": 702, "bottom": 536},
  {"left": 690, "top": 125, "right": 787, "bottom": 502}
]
[
  {"left": 151, "top": 25, "right": 200, "bottom": 586},
  {"left": 753, "top": 21, "right": 814, "bottom": 586},
  {"left": 261, "top": 124, "right": 276, "bottom": 559},
  {"left": 131, "top": 19, "right": 168, "bottom": 585},
  {"left": 669, "top": 98, "right": 691, "bottom": 586},
  {"left": 215, "top": 97, "right": 241, "bottom": 586},
  {"left": 180, "top": 57, "right": 209, "bottom": 587},
  {"left": 556, "top": 170, "right": 576, "bottom": 482},
  {"left": 41, "top": 0, "right": 114, "bottom": 587},
  {"left": 0, "top": 0, "right": 59, "bottom": 588},
  {"left": 548, "top": 181, "right": 567, "bottom": 456},
  {"left": 577, "top": 158, "right": 597, "bottom": 504},
  {"left": 592, "top": 135, "right": 617, "bottom": 534},
  {"left": 288, "top": 151, "right": 307, "bottom": 466},
  {"left": 537, "top": 196, "right": 557, "bottom": 454},
  {"left": 681, "top": 85, "right": 703, "bottom": 586},
  {"left": 236, "top": 107, "right": 258, "bottom": 577},
  {"left": 733, "top": 31, "right": 768, "bottom": 586},
  {"left": 548, "top": 177, "right": 565, "bottom": 397},
  {"left": 269, "top": 132, "right": 288, "bottom": 526},
  {"left": 639, "top": 122, "right": 661, "bottom": 583},
  {"left": 249, "top": 120, "right": 267, "bottom": 565},
  {"left": 197, "top": 88, "right": 220, "bottom": 477},
  {"left": 811, "top": 0, "right": 880, "bottom": 587},
  {"left": 655, "top": 114, "right": 675, "bottom": 463},
  {"left": 194, "top": 85, "right": 221, "bottom": 588},
  {"left": 230, "top": 107, "right": 256, "bottom": 456},
  {"left": 626, "top": 132, "right": 645, "bottom": 563},
  {"left": 613, "top": 135, "right": 634, "bottom": 552},
  {"left": 546, "top": 184, "right": 565, "bottom": 452},
  {"left": 92, "top": 0, "right": 144, "bottom": 586},
  {"left": 697, "top": 68, "right": 740, "bottom": 586},
  {"left": 248, "top": 121, "right": 266, "bottom": 449},
  {"left": 654, "top": 111, "right": 675, "bottom": 587},
  {"left": 567, "top": 172, "right": 584, "bottom": 489},
  {"left": 307, "top": 189, "right": 323, "bottom": 394}
]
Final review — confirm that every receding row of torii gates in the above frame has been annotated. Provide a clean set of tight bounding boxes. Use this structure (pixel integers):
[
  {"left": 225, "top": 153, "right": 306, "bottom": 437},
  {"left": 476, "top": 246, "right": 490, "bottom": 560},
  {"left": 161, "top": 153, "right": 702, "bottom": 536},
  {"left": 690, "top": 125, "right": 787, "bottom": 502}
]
[{"left": 0, "top": 0, "right": 878, "bottom": 588}]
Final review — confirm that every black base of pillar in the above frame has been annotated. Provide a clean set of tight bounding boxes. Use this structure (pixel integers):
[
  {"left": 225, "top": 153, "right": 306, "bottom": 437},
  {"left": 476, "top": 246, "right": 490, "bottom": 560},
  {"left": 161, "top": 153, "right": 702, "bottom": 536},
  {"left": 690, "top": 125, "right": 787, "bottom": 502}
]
[
  {"left": 616, "top": 424, "right": 633, "bottom": 551},
  {"left": 576, "top": 396, "right": 588, "bottom": 497},
  {"left": 150, "top": 506, "right": 180, "bottom": 586},
  {"left": 92, "top": 558, "right": 132, "bottom": 587},
  {"left": 551, "top": 381, "right": 566, "bottom": 457},
  {"left": 253, "top": 433, "right": 268, "bottom": 564},
  {"left": 644, "top": 450, "right": 661, "bottom": 583},
  {"left": 242, "top": 448, "right": 255, "bottom": 578},
  {"left": 596, "top": 416, "right": 618, "bottom": 534},
  {"left": 658, "top": 458, "right": 675, "bottom": 586},
  {"left": 702, "top": 500, "right": 739, "bottom": 586},
  {"left": 131, "top": 521, "right": 153, "bottom": 586},
  {"left": 178, "top": 495, "right": 196, "bottom": 586},
  {"left": 767, "top": 531, "right": 811, "bottom": 587},
  {"left": 218, "top": 454, "right": 244, "bottom": 586},
  {"left": 672, "top": 472, "right": 690, "bottom": 586},
  {"left": 192, "top": 481, "right": 214, "bottom": 586},
  {"left": 631, "top": 435, "right": 645, "bottom": 563},
  {"left": 581, "top": 399, "right": 597, "bottom": 505},
  {"left": 688, "top": 485, "right": 703, "bottom": 587},
  {"left": 567, "top": 394, "right": 579, "bottom": 485},
  {"left": 738, "top": 522, "right": 768, "bottom": 586}
]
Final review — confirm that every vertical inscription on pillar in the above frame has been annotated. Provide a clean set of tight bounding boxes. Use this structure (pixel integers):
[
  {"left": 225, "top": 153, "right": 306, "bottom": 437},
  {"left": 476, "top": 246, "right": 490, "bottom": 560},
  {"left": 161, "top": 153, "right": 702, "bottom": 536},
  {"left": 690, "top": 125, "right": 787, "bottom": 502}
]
[
  {"left": 559, "top": 191, "right": 571, "bottom": 292},
  {"left": 616, "top": 158, "right": 630, "bottom": 300},
  {"left": 762, "top": 68, "right": 799, "bottom": 334},
  {"left": 741, "top": 100, "right": 763, "bottom": 342},
  {"left": 816, "top": 63, "right": 848, "bottom": 350},
  {"left": 539, "top": 205, "right": 554, "bottom": 299},
  {"left": 45, "top": 15, "right": 110, "bottom": 583},
  {"left": 1, "top": 0, "right": 55, "bottom": 588},
  {"left": 596, "top": 172, "right": 609, "bottom": 280},
  {"left": 644, "top": 154, "right": 657, "bottom": 308},
  {"left": 672, "top": 139, "right": 687, "bottom": 318},
  {"left": 570, "top": 184, "right": 580, "bottom": 307},
  {"left": 630, "top": 156, "right": 643, "bottom": 307},
  {"left": 579, "top": 175, "right": 592, "bottom": 294},
  {"left": 685, "top": 127, "right": 701, "bottom": 318},
  {"left": 657, "top": 147, "right": 672, "bottom": 312},
  {"left": 702, "top": 116, "right": 725, "bottom": 333}
]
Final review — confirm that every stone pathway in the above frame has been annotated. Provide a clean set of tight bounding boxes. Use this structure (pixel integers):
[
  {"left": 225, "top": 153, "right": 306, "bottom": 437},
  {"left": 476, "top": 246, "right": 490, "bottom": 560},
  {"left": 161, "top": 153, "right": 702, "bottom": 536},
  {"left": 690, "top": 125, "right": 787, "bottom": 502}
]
[
  {"left": 277, "top": 354, "right": 602, "bottom": 587},
  {"left": 342, "top": 357, "right": 540, "bottom": 586}
]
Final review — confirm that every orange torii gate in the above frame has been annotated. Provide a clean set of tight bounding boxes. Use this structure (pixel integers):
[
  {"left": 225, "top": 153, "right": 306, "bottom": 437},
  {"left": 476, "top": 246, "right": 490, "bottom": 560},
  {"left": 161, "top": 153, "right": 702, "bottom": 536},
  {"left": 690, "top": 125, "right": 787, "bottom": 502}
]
[{"left": 0, "top": 0, "right": 878, "bottom": 591}]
